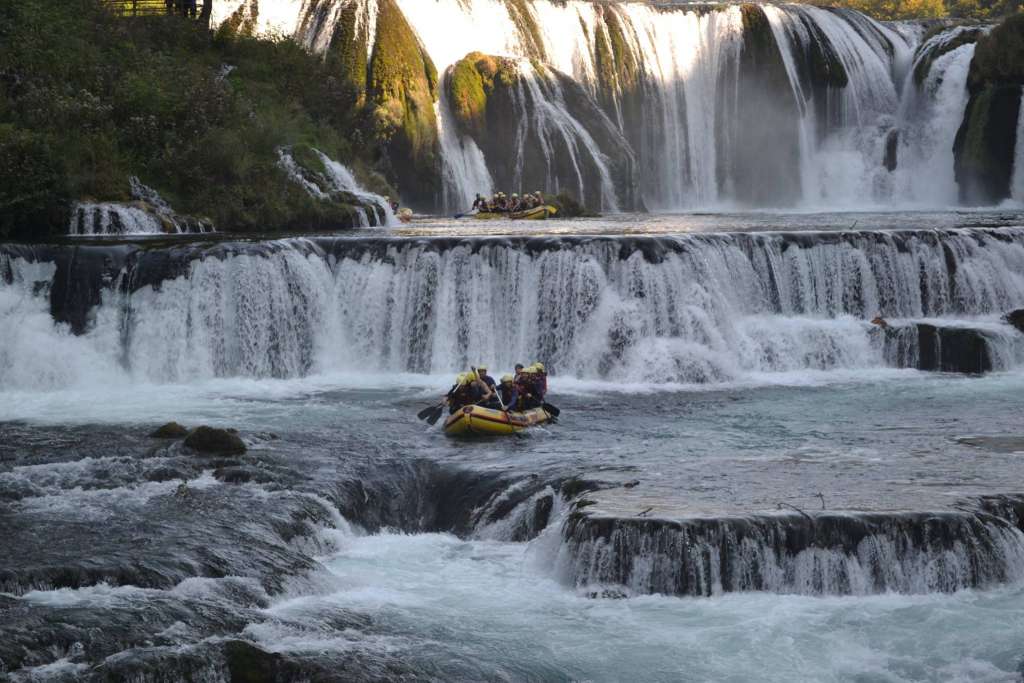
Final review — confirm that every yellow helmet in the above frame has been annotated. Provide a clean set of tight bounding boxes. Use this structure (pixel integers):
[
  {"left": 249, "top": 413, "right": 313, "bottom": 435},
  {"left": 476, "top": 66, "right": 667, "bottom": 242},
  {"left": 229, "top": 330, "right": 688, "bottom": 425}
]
[
  {"left": 534, "top": 362, "right": 545, "bottom": 373},
  {"left": 476, "top": 365, "right": 487, "bottom": 373},
  {"left": 501, "top": 374, "right": 513, "bottom": 383},
  {"left": 457, "top": 372, "right": 472, "bottom": 385}
]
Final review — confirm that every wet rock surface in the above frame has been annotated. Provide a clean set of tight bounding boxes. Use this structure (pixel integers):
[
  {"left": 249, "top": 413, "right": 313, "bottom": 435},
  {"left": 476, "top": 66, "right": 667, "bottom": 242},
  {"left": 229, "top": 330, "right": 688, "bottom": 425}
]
[
  {"left": 184, "top": 426, "right": 246, "bottom": 455},
  {"left": 149, "top": 422, "right": 188, "bottom": 439}
]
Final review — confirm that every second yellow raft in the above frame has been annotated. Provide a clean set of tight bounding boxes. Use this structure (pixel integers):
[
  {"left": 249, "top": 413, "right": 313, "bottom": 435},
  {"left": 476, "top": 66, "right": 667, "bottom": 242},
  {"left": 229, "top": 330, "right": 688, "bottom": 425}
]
[
  {"left": 473, "top": 205, "right": 558, "bottom": 221},
  {"left": 443, "top": 405, "right": 552, "bottom": 436}
]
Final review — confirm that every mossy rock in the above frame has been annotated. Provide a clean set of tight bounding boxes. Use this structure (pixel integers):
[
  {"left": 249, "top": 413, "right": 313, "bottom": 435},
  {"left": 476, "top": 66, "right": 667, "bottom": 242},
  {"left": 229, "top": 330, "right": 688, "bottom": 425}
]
[
  {"left": 444, "top": 54, "right": 637, "bottom": 211},
  {"left": 968, "top": 13, "right": 1024, "bottom": 93},
  {"left": 150, "top": 422, "right": 189, "bottom": 439},
  {"left": 953, "top": 84, "right": 1022, "bottom": 204},
  {"left": 505, "top": 0, "right": 546, "bottom": 61},
  {"left": 368, "top": 0, "right": 441, "bottom": 210},
  {"left": 592, "top": 6, "right": 641, "bottom": 117},
  {"left": 290, "top": 143, "right": 328, "bottom": 178},
  {"left": 446, "top": 52, "right": 518, "bottom": 140},
  {"left": 184, "top": 426, "right": 247, "bottom": 455},
  {"left": 549, "top": 191, "right": 598, "bottom": 218},
  {"left": 914, "top": 28, "right": 982, "bottom": 85}
]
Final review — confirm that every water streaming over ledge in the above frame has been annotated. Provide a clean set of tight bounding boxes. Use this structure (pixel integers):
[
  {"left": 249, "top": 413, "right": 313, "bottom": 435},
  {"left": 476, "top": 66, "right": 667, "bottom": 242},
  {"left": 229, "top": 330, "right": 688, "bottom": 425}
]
[
  {"left": 214, "top": 0, "right": 991, "bottom": 211},
  {"left": 2, "top": 227, "right": 1023, "bottom": 389}
]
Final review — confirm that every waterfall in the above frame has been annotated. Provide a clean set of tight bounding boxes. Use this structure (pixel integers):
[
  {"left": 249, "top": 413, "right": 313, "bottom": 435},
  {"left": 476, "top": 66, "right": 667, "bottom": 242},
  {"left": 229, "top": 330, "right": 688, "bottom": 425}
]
[
  {"left": 3, "top": 228, "right": 1024, "bottom": 389},
  {"left": 1013, "top": 92, "right": 1024, "bottom": 204},
  {"left": 68, "top": 177, "right": 214, "bottom": 236},
  {"left": 882, "top": 27, "right": 981, "bottom": 205},
  {"left": 556, "top": 508, "right": 1024, "bottom": 597},
  {"left": 69, "top": 203, "right": 169, "bottom": 236},
  {"left": 437, "top": 85, "right": 494, "bottom": 212},
  {"left": 277, "top": 147, "right": 395, "bottom": 226},
  {"left": 227, "top": 0, "right": 1020, "bottom": 210}
]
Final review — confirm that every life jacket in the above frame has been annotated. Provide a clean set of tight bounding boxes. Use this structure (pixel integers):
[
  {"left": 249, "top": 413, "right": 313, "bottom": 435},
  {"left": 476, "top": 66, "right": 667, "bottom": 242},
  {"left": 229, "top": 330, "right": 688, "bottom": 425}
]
[
  {"left": 499, "top": 382, "right": 516, "bottom": 407},
  {"left": 450, "top": 383, "right": 478, "bottom": 409}
]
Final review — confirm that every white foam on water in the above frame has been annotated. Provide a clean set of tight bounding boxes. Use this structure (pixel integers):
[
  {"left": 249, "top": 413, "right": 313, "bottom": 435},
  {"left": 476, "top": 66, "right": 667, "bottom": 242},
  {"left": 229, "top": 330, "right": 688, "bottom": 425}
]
[{"left": 244, "top": 526, "right": 1024, "bottom": 681}]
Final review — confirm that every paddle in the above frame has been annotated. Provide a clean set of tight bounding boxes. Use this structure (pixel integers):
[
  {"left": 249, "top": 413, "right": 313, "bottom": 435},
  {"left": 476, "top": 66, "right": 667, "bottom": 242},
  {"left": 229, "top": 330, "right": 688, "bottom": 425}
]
[
  {"left": 424, "top": 405, "right": 445, "bottom": 425},
  {"left": 542, "top": 401, "right": 560, "bottom": 417},
  {"left": 418, "top": 400, "right": 446, "bottom": 425}
]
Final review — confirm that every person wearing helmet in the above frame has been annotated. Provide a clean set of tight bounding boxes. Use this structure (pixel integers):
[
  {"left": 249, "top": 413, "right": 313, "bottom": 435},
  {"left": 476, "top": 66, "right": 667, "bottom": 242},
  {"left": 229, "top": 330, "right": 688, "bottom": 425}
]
[
  {"left": 475, "top": 366, "right": 497, "bottom": 391},
  {"left": 532, "top": 362, "right": 548, "bottom": 397},
  {"left": 498, "top": 374, "right": 518, "bottom": 410},
  {"left": 515, "top": 364, "right": 541, "bottom": 410},
  {"left": 472, "top": 193, "right": 485, "bottom": 211},
  {"left": 473, "top": 366, "right": 500, "bottom": 409},
  {"left": 446, "top": 372, "right": 474, "bottom": 414},
  {"left": 510, "top": 193, "right": 520, "bottom": 213}
]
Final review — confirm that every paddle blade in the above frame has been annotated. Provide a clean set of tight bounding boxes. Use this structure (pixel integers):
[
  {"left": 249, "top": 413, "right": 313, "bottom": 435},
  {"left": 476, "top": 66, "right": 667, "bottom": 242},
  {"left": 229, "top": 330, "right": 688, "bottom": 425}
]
[
  {"left": 417, "top": 405, "right": 437, "bottom": 420},
  {"left": 425, "top": 405, "right": 445, "bottom": 425},
  {"left": 543, "top": 402, "right": 560, "bottom": 417}
]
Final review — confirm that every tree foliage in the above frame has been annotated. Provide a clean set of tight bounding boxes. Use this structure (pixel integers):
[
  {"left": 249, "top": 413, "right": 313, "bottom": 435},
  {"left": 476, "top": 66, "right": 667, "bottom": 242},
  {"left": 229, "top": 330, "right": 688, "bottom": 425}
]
[{"left": 0, "top": 0, "right": 391, "bottom": 237}]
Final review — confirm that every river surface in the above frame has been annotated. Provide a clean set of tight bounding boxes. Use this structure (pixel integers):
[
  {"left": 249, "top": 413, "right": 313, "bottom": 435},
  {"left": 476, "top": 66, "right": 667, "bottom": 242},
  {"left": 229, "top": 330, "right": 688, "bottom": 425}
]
[{"left": 3, "top": 211, "right": 1024, "bottom": 681}]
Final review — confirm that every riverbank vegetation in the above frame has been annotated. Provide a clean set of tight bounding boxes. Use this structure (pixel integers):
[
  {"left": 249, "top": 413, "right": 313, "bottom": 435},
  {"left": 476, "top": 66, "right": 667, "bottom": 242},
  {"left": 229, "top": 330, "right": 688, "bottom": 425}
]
[
  {"left": 0, "top": 0, "right": 392, "bottom": 238},
  {"left": 800, "top": 0, "right": 1019, "bottom": 21}
]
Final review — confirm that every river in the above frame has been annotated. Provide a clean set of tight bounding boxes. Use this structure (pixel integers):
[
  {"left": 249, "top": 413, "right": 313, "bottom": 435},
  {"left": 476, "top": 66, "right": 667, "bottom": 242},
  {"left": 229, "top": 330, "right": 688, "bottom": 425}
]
[{"left": 2, "top": 211, "right": 1024, "bottom": 681}]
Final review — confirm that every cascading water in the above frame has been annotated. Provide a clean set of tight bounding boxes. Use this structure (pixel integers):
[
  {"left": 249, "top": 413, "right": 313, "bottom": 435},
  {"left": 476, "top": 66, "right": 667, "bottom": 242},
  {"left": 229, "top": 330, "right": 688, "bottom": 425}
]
[
  {"left": 1013, "top": 92, "right": 1024, "bottom": 204},
  {"left": 3, "top": 228, "right": 1023, "bottom": 389},
  {"left": 219, "top": 0, "right": 1015, "bottom": 211},
  {"left": 68, "top": 177, "right": 214, "bottom": 236},
  {"left": 882, "top": 27, "right": 982, "bottom": 205},
  {"left": 278, "top": 147, "right": 396, "bottom": 226}
]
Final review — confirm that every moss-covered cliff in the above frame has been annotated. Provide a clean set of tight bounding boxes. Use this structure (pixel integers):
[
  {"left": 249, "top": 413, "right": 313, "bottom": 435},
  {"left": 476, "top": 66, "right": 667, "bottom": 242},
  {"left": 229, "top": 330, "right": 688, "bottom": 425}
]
[
  {"left": 0, "top": 0, "right": 394, "bottom": 239},
  {"left": 967, "top": 13, "right": 1024, "bottom": 91},
  {"left": 445, "top": 52, "right": 637, "bottom": 211},
  {"left": 953, "top": 14, "right": 1024, "bottom": 204},
  {"left": 367, "top": 0, "right": 441, "bottom": 210}
]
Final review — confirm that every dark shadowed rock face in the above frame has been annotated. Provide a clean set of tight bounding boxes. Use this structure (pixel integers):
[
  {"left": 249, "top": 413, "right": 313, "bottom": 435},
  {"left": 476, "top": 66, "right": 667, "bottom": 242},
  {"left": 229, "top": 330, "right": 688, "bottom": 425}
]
[
  {"left": 223, "top": 640, "right": 282, "bottom": 683},
  {"left": 184, "top": 427, "right": 247, "bottom": 455},
  {"left": 150, "top": 422, "right": 189, "bottom": 439},
  {"left": 1005, "top": 309, "right": 1024, "bottom": 334},
  {"left": 953, "top": 85, "right": 1022, "bottom": 205},
  {"left": 881, "top": 323, "right": 999, "bottom": 374}
]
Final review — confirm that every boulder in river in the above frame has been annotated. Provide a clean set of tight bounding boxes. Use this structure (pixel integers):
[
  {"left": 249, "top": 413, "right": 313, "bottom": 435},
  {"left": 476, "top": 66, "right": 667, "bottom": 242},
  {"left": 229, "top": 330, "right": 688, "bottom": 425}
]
[
  {"left": 184, "top": 426, "right": 246, "bottom": 455},
  {"left": 149, "top": 422, "right": 189, "bottom": 439},
  {"left": 1004, "top": 309, "right": 1024, "bottom": 334},
  {"left": 222, "top": 640, "right": 282, "bottom": 683}
]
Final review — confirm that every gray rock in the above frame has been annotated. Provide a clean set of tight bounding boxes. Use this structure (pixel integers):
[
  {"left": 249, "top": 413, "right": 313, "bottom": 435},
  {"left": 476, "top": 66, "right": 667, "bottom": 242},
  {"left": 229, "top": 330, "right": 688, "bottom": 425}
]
[
  {"left": 184, "top": 426, "right": 246, "bottom": 455},
  {"left": 149, "top": 422, "right": 188, "bottom": 439}
]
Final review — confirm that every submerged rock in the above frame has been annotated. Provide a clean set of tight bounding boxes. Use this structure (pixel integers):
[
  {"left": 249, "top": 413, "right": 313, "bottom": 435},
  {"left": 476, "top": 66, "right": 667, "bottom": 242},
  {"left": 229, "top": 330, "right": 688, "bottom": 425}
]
[
  {"left": 150, "top": 422, "right": 189, "bottom": 439},
  {"left": 222, "top": 640, "right": 282, "bottom": 683},
  {"left": 1005, "top": 309, "right": 1024, "bottom": 334},
  {"left": 882, "top": 323, "right": 997, "bottom": 374},
  {"left": 184, "top": 426, "right": 246, "bottom": 455}
]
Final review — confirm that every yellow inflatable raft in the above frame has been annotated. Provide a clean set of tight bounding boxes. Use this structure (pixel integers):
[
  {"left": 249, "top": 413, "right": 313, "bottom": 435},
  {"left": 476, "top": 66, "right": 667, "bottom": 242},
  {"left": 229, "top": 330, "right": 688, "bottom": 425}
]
[
  {"left": 443, "top": 405, "right": 552, "bottom": 436},
  {"left": 473, "top": 205, "right": 558, "bottom": 221}
]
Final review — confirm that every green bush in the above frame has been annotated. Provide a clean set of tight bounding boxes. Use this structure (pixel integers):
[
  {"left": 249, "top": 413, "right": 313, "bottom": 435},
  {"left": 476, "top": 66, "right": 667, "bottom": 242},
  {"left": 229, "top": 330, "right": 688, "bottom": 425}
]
[{"left": 0, "top": 0, "right": 393, "bottom": 236}]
